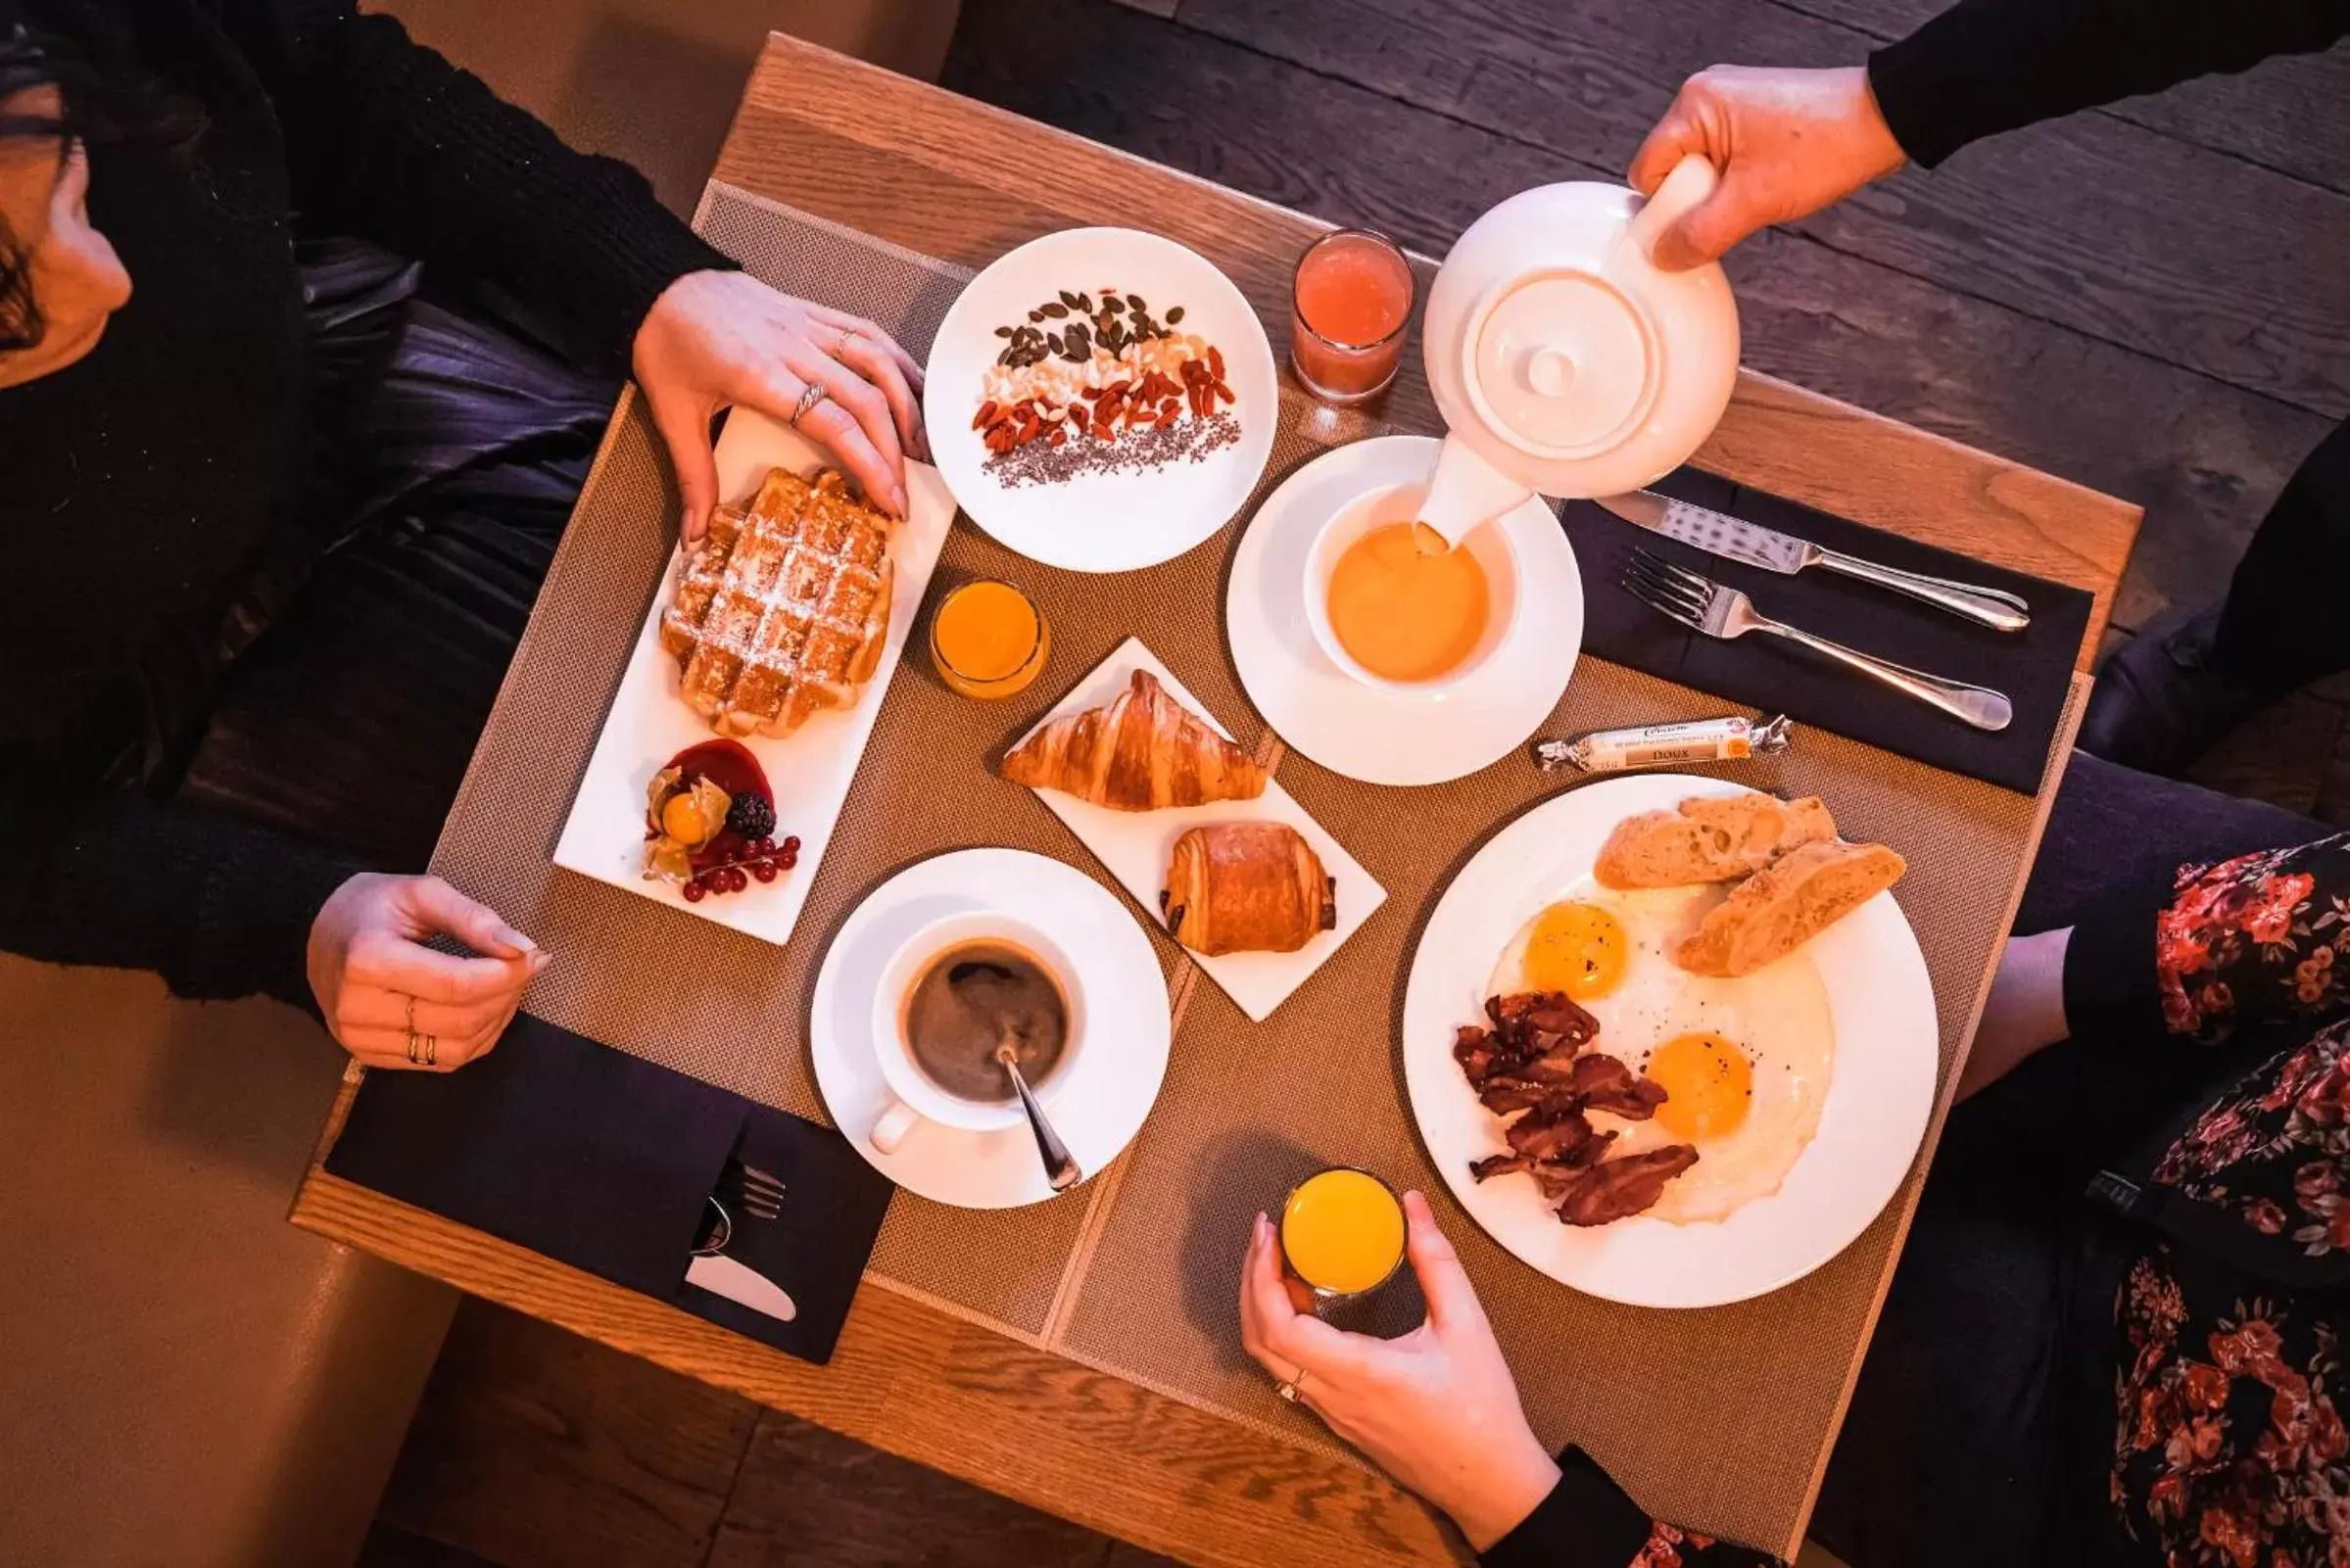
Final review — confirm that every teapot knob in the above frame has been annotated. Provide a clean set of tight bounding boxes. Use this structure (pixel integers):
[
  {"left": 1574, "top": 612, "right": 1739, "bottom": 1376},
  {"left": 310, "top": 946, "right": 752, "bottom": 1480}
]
[{"left": 1525, "top": 346, "right": 1576, "bottom": 398}]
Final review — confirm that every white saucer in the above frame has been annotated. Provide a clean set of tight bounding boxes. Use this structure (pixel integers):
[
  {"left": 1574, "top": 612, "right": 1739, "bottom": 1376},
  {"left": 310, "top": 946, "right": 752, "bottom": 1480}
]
[
  {"left": 1226, "top": 434, "right": 1583, "bottom": 785},
  {"left": 809, "top": 849, "right": 1173, "bottom": 1208}
]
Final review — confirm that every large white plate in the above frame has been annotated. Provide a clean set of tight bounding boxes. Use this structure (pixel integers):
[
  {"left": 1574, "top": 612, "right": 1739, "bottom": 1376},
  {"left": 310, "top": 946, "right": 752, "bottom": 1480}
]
[
  {"left": 552, "top": 409, "right": 957, "bottom": 947},
  {"left": 1227, "top": 435, "right": 1582, "bottom": 785},
  {"left": 924, "top": 227, "right": 1277, "bottom": 573},
  {"left": 1009, "top": 638, "right": 1386, "bottom": 1022},
  {"left": 810, "top": 849, "right": 1173, "bottom": 1209},
  {"left": 1401, "top": 775, "right": 1938, "bottom": 1307}
]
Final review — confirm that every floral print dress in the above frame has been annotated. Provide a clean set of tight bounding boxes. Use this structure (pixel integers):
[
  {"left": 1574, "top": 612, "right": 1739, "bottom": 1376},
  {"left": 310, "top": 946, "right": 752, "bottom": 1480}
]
[{"left": 2086, "top": 835, "right": 2350, "bottom": 1567}]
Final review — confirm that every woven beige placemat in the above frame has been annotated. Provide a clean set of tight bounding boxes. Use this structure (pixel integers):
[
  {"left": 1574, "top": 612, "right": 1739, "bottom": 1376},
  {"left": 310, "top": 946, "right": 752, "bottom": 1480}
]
[{"left": 420, "top": 182, "right": 2080, "bottom": 1547}]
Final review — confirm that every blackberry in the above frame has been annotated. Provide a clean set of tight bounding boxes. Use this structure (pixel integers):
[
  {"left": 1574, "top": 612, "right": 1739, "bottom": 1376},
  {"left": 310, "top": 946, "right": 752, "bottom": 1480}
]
[{"left": 725, "top": 793, "right": 776, "bottom": 840}]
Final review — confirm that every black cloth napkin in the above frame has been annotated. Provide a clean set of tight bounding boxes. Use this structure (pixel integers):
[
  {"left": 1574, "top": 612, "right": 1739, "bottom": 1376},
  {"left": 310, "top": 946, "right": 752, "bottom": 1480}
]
[
  {"left": 1564, "top": 467, "right": 2094, "bottom": 794},
  {"left": 675, "top": 1102, "right": 896, "bottom": 1364},
  {"left": 326, "top": 1013, "right": 894, "bottom": 1364}
]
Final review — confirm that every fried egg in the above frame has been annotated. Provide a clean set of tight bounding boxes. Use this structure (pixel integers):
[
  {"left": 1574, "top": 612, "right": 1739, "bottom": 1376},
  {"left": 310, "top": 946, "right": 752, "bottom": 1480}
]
[{"left": 1487, "top": 881, "right": 1833, "bottom": 1223}]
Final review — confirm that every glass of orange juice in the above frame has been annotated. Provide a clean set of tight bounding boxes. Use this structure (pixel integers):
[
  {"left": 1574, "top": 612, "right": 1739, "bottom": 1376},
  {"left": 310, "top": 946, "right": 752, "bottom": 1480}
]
[
  {"left": 930, "top": 579, "right": 1050, "bottom": 700},
  {"left": 1279, "top": 1167, "right": 1407, "bottom": 1302}
]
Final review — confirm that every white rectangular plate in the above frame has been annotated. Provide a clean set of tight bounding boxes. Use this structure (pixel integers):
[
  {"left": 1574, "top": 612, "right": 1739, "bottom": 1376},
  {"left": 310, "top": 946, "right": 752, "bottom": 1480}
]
[
  {"left": 552, "top": 407, "right": 957, "bottom": 946},
  {"left": 1013, "top": 638, "right": 1385, "bottom": 1022}
]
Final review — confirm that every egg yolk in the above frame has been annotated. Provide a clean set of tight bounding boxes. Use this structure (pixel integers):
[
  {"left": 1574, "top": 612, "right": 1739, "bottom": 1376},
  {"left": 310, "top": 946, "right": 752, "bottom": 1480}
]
[
  {"left": 1649, "top": 1032, "right": 1752, "bottom": 1141},
  {"left": 1523, "top": 902, "right": 1628, "bottom": 999}
]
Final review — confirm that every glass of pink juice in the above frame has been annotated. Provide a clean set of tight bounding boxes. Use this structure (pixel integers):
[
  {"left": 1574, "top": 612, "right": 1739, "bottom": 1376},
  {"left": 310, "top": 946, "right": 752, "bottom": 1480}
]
[{"left": 1290, "top": 229, "right": 1415, "bottom": 404}]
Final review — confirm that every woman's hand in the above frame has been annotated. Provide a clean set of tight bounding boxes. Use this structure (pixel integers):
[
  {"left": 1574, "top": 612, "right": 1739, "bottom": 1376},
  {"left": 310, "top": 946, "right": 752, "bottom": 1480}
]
[
  {"left": 306, "top": 874, "right": 548, "bottom": 1071},
  {"left": 1628, "top": 65, "right": 1907, "bottom": 271},
  {"left": 633, "top": 270, "right": 928, "bottom": 543},
  {"left": 1238, "top": 1190, "right": 1561, "bottom": 1550}
]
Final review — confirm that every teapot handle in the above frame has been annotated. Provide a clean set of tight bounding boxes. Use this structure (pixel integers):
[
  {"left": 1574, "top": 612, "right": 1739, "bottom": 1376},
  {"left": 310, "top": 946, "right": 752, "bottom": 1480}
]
[{"left": 1626, "top": 155, "right": 1720, "bottom": 263}]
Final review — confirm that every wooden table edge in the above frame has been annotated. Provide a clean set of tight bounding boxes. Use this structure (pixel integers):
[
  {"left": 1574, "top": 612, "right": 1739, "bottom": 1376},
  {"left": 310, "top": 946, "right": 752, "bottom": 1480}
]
[
  {"left": 291, "top": 1074, "right": 1463, "bottom": 1568},
  {"left": 725, "top": 33, "right": 2140, "bottom": 673}
]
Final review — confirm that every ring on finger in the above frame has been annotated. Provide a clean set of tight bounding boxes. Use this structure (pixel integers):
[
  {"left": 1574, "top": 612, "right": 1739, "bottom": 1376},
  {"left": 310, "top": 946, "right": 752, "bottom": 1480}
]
[
  {"left": 1274, "top": 1367, "right": 1308, "bottom": 1402},
  {"left": 789, "top": 380, "right": 830, "bottom": 429},
  {"left": 420, "top": 1033, "right": 439, "bottom": 1068},
  {"left": 831, "top": 326, "right": 861, "bottom": 356},
  {"left": 405, "top": 1024, "right": 423, "bottom": 1066}
]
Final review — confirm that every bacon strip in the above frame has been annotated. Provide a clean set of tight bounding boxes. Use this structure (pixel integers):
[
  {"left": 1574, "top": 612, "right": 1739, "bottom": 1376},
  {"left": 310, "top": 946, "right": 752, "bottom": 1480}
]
[{"left": 1454, "top": 990, "right": 1694, "bottom": 1224}]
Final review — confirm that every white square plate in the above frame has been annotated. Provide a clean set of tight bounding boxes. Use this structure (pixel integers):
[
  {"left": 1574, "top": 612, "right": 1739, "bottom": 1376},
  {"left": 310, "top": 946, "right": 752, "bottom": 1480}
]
[
  {"left": 552, "top": 407, "right": 957, "bottom": 946},
  {"left": 1011, "top": 638, "right": 1385, "bottom": 1021}
]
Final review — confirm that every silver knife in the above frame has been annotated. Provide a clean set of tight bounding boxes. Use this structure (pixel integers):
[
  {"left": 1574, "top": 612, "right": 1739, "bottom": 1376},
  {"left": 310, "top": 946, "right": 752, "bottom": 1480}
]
[
  {"left": 1596, "top": 491, "right": 2031, "bottom": 633},
  {"left": 686, "top": 1252, "right": 799, "bottom": 1323}
]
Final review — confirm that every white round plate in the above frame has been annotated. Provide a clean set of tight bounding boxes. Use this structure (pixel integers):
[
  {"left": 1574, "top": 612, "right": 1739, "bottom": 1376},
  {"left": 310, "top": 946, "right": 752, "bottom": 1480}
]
[
  {"left": 1227, "top": 434, "right": 1582, "bottom": 785},
  {"left": 1401, "top": 775, "right": 1937, "bottom": 1307},
  {"left": 924, "top": 227, "right": 1277, "bottom": 573},
  {"left": 810, "top": 848, "right": 1173, "bottom": 1209}
]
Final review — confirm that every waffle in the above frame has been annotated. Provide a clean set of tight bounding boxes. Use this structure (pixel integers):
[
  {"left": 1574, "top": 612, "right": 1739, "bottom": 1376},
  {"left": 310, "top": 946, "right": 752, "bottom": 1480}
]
[{"left": 659, "top": 467, "right": 896, "bottom": 737}]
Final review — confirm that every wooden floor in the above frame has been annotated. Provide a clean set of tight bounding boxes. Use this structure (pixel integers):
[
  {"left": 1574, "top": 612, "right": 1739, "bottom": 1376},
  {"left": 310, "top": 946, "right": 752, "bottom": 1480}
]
[{"left": 364, "top": 3, "right": 2350, "bottom": 1565}]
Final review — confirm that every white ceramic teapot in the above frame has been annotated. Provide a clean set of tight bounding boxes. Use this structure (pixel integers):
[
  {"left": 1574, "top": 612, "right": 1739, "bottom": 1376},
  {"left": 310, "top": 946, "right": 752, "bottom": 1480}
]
[{"left": 1414, "top": 157, "right": 1741, "bottom": 547}]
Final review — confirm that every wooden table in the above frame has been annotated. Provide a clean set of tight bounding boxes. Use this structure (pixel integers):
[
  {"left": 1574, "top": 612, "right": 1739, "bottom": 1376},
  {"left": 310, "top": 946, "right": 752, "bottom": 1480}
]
[{"left": 295, "top": 33, "right": 2141, "bottom": 1567}]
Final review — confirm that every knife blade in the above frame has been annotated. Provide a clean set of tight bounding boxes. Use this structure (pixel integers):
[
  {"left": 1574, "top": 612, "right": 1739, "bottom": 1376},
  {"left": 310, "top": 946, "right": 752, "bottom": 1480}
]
[
  {"left": 1593, "top": 491, "right": 2031, "bottom": 633},
  {"left": 686, "top": 1252, "right": 798, "bottom": 1322}
]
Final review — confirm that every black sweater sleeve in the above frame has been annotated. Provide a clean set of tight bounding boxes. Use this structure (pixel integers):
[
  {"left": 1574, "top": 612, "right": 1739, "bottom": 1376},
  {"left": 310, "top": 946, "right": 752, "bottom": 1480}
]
[
  {"left": 1866, "top": 0, "right": 2350, "bottom": 167},
  {"left": 1481, "top": 1449, "right": 1785, "bottom": 1568},
  {"left": 220, "top": 0, "right": 734, "bottom": 374},
  {"left": 0, "top": 775, "right": 364, "bottom": 1010}
]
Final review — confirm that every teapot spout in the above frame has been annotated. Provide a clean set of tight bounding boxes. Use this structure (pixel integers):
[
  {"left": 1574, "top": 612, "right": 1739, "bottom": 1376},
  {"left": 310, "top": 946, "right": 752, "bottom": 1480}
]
[{"left": 1415, "top": 433, "right": 1534, "bottom": 550}]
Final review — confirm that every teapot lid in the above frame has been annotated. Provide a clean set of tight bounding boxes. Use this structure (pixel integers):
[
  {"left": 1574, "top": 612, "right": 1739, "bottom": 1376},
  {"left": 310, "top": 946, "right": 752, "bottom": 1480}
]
[{"left": 1463, "top": 266, "right": 1659, "bottom": 458}]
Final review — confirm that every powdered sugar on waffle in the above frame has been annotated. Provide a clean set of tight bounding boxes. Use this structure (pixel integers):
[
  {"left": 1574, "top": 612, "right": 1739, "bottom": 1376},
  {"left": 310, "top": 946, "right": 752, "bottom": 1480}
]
[{"left": 659, "top": 468, "right": 895, "bottom": 737}]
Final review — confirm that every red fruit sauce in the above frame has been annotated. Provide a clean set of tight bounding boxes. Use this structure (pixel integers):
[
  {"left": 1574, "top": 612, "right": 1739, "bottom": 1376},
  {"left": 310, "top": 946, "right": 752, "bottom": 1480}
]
[{"left": 666, "top": 738, "right": 771, "bottom": 806}]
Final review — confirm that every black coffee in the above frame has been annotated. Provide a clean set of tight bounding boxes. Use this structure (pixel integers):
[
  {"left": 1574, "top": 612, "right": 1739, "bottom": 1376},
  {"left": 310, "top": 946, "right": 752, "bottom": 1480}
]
[{"left": 902, "top": 941, "right": 1070, "bottom": 1104}]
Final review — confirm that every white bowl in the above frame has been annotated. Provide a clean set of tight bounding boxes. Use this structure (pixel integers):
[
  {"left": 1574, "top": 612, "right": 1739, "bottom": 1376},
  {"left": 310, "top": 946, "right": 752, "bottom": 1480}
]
[{"left": 1301, "top": 480, "right": 1522, "bottom": 697}]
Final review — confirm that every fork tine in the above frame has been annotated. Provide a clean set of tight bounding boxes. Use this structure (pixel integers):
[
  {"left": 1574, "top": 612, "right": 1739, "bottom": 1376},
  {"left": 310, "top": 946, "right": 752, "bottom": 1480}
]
[
  {"left": 1632, "top": 548, "right": 1717, "bottom": 596},
  {"left": 732, "top": 1161, "right": 785, "bottom": 1192},
  {"left": 1620, "top": 564, "right": 1705, "bottom": 630},
  {"left": 1623, "top": 553, "right": 1708, "bottom": 617}
]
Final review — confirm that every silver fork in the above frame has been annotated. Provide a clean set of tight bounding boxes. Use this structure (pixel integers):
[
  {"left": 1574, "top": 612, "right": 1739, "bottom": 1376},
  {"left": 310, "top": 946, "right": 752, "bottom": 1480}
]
[
  {"left": 717, "top": 1158, "right": 786, "bottom": 1221},
  {"left": 1623, "top": 550, "right": 2014, "bottom": 733}
]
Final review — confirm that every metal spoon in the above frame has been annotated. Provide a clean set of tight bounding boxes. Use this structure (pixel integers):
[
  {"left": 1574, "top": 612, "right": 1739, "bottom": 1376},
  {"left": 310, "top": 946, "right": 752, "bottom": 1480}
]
[{"left": 995, "top": 1032, "right": 1081, "bottom": 1192}]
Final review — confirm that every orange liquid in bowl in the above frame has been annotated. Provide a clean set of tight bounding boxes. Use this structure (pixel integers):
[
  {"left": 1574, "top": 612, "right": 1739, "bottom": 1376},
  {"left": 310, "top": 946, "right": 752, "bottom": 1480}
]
[
  {"left": 1324, "top": 523, "right": 1491, "bottom": 683},
  {"left": 931, "top": 580, "right": 1049, "bottom": 699},
  {"left": 1282, "top": 1168, "right": 1407, "bottom": 1297}
]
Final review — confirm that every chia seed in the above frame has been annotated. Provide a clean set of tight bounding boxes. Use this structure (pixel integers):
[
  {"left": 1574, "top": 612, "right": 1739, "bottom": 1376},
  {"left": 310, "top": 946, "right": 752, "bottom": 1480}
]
[{"left": 983, "top": 411, "right": 1243, "bottom": 489}]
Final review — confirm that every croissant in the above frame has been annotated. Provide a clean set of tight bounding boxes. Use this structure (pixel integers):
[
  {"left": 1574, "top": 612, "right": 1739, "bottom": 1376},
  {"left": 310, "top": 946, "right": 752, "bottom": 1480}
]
[
  {"left": 1160, "top": 823, "right": 1336, "bottom": 956},
  {"left": 1001, "top": 669, "right": 1267, "bottom": 811}
]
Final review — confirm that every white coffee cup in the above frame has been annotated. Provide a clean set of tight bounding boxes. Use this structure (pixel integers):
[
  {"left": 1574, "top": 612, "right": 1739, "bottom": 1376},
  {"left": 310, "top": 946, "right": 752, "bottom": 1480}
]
[
  {"left": 1303, "top": 478, "right": 1521, "bottom": 696},
  {"left": 868, "top": 911, "right": 1087, "bottom": 1154}
]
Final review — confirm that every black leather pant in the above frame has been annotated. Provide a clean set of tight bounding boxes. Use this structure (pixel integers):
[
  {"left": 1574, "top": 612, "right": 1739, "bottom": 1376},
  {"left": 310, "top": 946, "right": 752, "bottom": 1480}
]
[{"left": 178, "top": 241, "right": 614, "bottom": 870}]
